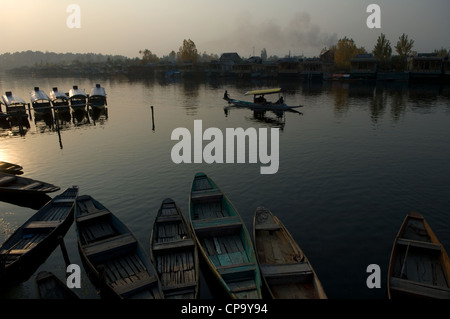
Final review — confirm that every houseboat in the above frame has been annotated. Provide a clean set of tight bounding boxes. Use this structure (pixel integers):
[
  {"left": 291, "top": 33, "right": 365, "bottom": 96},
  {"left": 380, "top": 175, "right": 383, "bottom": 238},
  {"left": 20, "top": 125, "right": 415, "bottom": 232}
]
[
  {"left": 301, "top": 58, "right": 323, "bottom": 81},
  {"left": 408, "top": 54, "right": 443, "bottom": 81},
  {"left": 350, "top": 54, "right": 377, "bottom": 80},
  {"left": 278, "top": 57, "right": 300, "bottom": 77}
]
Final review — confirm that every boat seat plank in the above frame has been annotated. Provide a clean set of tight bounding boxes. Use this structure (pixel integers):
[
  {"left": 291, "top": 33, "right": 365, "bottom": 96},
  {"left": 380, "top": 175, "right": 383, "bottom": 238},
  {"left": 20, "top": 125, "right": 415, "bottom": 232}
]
[
  {"left": 0, "top": 176, "right": 16, "bottom": 185},
  {"left": 191, "top": 189, "right": 223, "bottom": 202},
  {"left": 390, "top": 277, "right": 450, "bottom": 299},
  {"left": 260, "top": 262, "right": 314, "bottom": 284},
  {"left": 397, "top": 238, "right": 442, "bottom": 252},
  {"left": 156, "top": 215, "right": 182, "bottom": 223},
  {"left": 76, "top": 209, "right": 110, "bottom": 223},
  {"left": 24, "top": 220, "right": 61, "bottom": 230},
  {"left": 52, "top": 198, "right": 76, "bottom": 205},
  {"left": 255, "top": 223, "right": 282, "bottom": 231},
  {"left": 217, "top": 262, "right": 256, "bottom": 276},
  {"left": 21, "top": 182, "right": 43, "bottom": 190},
  {"left": 83, "top": 233, "right": 136, "bottom": 260},
  {"left": 113, "top": 274, "right": 158, "bottom": 297},
  {"left": 152, "top": 238, "right": 195, "bottom": 252},
  {"left": 192, "top": 216, "right": 242, "bottom": 235},
  {"left": 6, "top": 249, "right": 30, "bottom": 255}
]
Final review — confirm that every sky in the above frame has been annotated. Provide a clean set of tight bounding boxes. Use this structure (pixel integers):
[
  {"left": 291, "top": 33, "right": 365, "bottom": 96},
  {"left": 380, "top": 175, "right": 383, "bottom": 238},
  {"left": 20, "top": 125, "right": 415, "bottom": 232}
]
[{"left": 0, "top": 0, "right": 449, "bottom": 59}]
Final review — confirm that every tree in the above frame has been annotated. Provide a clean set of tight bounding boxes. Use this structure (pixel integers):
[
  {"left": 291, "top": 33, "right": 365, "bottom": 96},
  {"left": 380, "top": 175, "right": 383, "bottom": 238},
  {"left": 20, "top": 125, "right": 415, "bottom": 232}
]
[
  {"left": 373, "top": 33, "right": 392, "bottom": 61},
  {"left": 139, "top": 49, "right": 159, "bottom": 64},
  {"left": 395, "top": 33, "right": 414, "bottom": 57},
  {"left": 261, "top": 48, "right": 267, "bottom": 61},
  {"left": 177, "top": 39, "right": 199, "bottom": 63},
  {"left": 434, "top": 47, "right": 449, "bottom": 57},
  {"left": 334, "top": 37, "right": 366, "bottom": 70}
]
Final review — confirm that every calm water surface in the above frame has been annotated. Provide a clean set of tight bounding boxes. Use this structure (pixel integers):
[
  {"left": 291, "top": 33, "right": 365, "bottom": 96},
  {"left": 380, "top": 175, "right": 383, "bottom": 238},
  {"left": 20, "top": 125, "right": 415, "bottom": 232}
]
[{"left": 1, "top": 73, "right": 449, "bottom": 299}]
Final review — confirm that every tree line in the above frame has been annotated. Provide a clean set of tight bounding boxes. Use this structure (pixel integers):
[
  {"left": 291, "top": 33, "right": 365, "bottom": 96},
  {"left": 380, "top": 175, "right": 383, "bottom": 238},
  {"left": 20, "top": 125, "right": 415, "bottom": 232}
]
[{"left": 325, "top": 33, "right": 449, "bottom": 71}]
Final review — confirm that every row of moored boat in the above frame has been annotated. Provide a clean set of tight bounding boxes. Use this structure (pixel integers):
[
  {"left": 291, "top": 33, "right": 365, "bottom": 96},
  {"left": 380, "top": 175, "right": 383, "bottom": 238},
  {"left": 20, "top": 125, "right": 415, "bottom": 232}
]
[{"left": 0, "top": 166, "right": 449, "bottom": 299}]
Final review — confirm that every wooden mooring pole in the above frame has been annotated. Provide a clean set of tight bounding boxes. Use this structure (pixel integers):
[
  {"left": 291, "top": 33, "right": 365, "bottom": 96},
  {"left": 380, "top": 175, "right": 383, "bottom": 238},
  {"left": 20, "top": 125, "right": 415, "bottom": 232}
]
[{"left": 151, "top": 106, "right": 155, "bottom": 131}]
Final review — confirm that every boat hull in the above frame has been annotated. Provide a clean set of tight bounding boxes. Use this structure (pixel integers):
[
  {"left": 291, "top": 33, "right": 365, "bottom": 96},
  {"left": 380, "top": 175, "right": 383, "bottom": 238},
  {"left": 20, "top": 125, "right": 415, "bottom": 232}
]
[
  {"left": 0, "top": 187, "right": 78, "bottom": 287},
  {"left": 388, "top": 212, "right": 450, "bottom": 299},
  {"left": 75, "top": 195, "right": 164, "bottom": 299},
  {"left": 253, "top": 207, "right": 327, "bottom": 299},
  {"left": 189, "top": 172, "right": 262, "bottom": 299}
]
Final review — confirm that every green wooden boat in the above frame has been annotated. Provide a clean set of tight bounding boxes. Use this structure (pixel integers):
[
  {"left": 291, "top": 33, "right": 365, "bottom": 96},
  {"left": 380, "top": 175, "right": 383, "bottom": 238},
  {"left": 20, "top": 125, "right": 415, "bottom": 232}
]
[{"left": 189, "top": 172, "right": 262, "bottom": 299}]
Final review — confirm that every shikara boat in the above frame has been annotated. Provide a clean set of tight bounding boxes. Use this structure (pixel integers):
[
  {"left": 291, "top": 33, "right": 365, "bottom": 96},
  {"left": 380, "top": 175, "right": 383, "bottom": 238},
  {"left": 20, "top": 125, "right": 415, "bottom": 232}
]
[
  {"left": 150, "top": 198, "right": 199, "bottom": 299},
  {"left": 0, "top": 161, "right": 23, "bottom": 175},
  {"left": 75, "top": 194, "right": 164, "bottom": 299},
  {"left": 69, "top": 85, "right": 87, "bottom": 109},
  {"left": 0, "top": 186, "right": 78, "bottom": 285},
  {"left": 253, "top": 207, "right": 327, "bottom": 299},
  {"left": 224, "top": 88, "right": 302, "bottom": 111},
  {"left": 36, "top": 270, "right": 80, "bottom": 299},
  {"left": 30, "top": 87, "right": 51, "bottom": 112},
  {"left": 88, "top": 84, "right": 107, "bottom": 106},
  {"left": 0, "top": 172, "right": 60, "bottom": 194},
  {"left": 189, "top": 172, "right": 262, "bottom": 299},
  {"left": 387, "top": 212, "right": 450, "bottom": 299},
  {"left": 2, "top": 91, "right": 28, "bottom": 117},
  {"left": 49, "top": 87, "right": 70, "bottom": 112}
]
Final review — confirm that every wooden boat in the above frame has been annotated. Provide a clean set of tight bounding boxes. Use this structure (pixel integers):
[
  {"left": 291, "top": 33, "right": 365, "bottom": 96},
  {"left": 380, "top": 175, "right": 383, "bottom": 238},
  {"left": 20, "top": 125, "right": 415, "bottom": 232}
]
[
  {"left": 88, "top": 84, "right": 107, "bottom": 106},
  {"left": 189, "top": 172, "right": 262, "bottom": 299},
  {"left": 0, "top": 161, "right": 23, "bottom": 175},
  {"left": 69, "top": 85, "right": 87, "bottom": 109},
  {"left": 0, "top": 186, "right": 78, "bottom": 285},
  {"left": 0, "top": 172, "right": 60, "bottom": 194},
  {"left": 253, "top": 207, "right": 327, "bottom": 299},
  {"left": 2, "top": 91, "right": 28, "bottom": 117},
  {"left": 150, "top": 198, "right": 199, "bottom": 299},
  {"left": 36, "top": 270, "right": 80, "bottom": 299},
  {"left": 387, "top": 212, "right": 450, "bottom": 299},
  {"left": 75, "top": 194, "right": 164, "bottom": 299},
  {"left": 49, "top": 87, "right": 70, "bottom": 112},
  {"left": 224, "top": 88, "right": 302, "bottom": 111},
  {"left": 30, "top": 87, "right": 51, "bottom": 112}
]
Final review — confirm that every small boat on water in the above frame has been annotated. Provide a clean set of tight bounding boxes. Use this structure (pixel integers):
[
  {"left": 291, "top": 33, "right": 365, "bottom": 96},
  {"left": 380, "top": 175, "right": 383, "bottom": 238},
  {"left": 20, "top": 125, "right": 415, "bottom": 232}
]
[
  {"left": 0, "top": 186, "right": 78, "bottom": 285},
  {"left": 0, "top": 172, "right": 60, "bottom": 194},
  {"left": 88, "top": 84, "right": 107, "bottom": 106},
  {"left": 150, "top": 198, "right": 199, "bottom": 299},
  {"left": 0, "top": 161, "right": 23, "bottom": 175},
  {"left": 224, "top": 88, "right": 302, "bottom": 111},
  {"left": 189, "top": 172, "right": 262, "bottom": 299},
  {"left": 30, "top": 87, "right": 51, "bottom": 112},
  {"left": 253, "top": 207, "right": 327, "bottom": 299},
  {"left": 69, "top": 85, "right": 87, "bottom": 109},
  {"left": 35, "top": 270, "right": 80, "bottom": 299},
  {"left": 75, "top": 194, "right": 164, "bottom": 299},
  {"left": 2, "top": 91, "right": 28, "bottom": 117},
  {"left": 387, "top": 212, "right": 450, "bottom": 299},
  {"left": 49, "top": 87, "right": 70, "bottom": 112}
]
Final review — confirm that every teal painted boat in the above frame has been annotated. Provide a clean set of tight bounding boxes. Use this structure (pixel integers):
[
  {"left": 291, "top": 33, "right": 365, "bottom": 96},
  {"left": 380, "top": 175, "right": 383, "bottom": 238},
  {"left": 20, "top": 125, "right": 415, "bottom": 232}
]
[{"left": 189, "top": 172, "right": 262, "bottom": 299}]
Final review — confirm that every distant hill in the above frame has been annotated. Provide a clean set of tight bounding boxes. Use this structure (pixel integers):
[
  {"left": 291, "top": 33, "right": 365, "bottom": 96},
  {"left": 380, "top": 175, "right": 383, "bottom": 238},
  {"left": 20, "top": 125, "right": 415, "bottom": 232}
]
[{"left": 0, "top": 50, "right": 131, "bottom": 70}]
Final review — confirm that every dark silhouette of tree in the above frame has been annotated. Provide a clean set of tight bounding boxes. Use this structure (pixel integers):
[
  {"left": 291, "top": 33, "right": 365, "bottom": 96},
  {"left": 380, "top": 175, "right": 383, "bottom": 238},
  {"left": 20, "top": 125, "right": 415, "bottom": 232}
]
[
  {"left": 177, "top": 39, "right": 199, "bottom": 63},
  {"left": 395, "top": 33, "right": 414, "bottom": 57},
  {"left": 334, "top": 37, "right": 366, "bottom": 70},
  {"left": 373, "top": 33, "right": 392, "bottom": 61}
]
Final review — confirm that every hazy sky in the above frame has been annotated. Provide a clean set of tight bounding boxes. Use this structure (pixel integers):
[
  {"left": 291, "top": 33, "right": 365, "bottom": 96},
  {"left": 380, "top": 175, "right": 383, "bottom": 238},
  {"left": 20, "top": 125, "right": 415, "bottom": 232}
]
[{"left": 1, "top": 0, "right": 449, "bottom": 58}]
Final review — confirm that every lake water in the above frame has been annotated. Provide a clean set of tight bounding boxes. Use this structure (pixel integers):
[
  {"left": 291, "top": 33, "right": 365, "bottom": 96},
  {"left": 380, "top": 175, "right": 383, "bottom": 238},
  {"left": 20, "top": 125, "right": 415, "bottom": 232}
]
[{"left": 1, "top": 73, "right": 449, "bottom": 299}]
